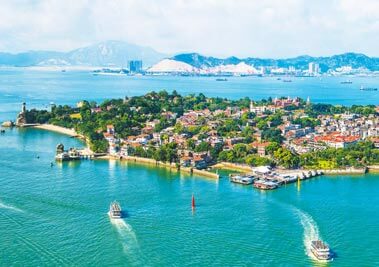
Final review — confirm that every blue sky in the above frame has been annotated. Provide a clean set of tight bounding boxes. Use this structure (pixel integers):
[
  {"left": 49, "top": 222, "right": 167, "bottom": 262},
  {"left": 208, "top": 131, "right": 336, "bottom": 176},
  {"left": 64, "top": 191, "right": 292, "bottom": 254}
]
[{"left": 0, "top": 0, "right": 378, "bottom": 57}]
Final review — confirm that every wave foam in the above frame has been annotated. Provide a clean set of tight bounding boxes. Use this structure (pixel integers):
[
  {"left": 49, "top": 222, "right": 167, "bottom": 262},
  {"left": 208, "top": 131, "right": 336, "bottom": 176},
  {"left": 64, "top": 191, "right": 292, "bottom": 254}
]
[
  {"left": 0, "top": 201, "right": 24, "bottom": 213},
  {"left": 110, "top": 217, "right": 144, "bottom": 265},
  {"left": 293, "top": 207, "right": 321, "bottom": 259}
]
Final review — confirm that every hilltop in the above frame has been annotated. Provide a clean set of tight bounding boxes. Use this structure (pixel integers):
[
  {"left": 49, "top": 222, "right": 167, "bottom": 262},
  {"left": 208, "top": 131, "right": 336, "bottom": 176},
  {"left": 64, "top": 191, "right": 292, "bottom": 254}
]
[
  {"left": 169, "top": 52, "right": 379, "bottom": 72},
  {"left": 0, "top": 41, "right": 166, "bottom": 67}
]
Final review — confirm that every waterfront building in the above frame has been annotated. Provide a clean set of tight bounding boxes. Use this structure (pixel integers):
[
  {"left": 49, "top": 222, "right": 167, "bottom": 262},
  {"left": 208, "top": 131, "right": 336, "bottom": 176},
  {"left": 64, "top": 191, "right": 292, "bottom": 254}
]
[
  {"left": 128, "top": 60, "right": 143, "bottom": 73},
  {"left": 260, "top": 66, "right": 266, "bottom": 75},
  {"left": 109, "top": 142, "right": 119, "bottom": 155},
  {"left": 308, "top": 62, "right": 320, "bottom": 75}
]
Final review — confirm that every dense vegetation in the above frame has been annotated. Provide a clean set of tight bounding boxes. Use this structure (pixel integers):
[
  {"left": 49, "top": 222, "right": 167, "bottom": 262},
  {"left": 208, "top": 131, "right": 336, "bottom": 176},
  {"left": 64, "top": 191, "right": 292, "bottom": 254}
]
[
  {"left": 24, "top": 90, "right": 379, "bottom": 168},
  {"left": 299, "top": 142, "right": 379, "bottom": 169}
]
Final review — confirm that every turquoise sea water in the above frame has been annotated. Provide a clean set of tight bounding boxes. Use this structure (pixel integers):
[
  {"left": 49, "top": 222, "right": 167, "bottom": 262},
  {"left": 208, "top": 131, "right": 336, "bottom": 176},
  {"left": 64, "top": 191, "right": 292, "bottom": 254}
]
[
  {"left": 1, "top": 70, "right": 379, "bottom": 266},
  {"left": 1, "top": 128, "right": 379, "bottom": 266}
]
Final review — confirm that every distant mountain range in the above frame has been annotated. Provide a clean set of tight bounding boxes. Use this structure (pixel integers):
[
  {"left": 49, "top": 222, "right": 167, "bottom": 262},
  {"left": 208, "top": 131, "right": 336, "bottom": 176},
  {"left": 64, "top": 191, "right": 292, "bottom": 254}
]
[
  {"left": 0, "top": 41, "right": 166, "bottom": 67},
  {"left": 171, "top": 52, "right": 379, "bottom": 72},
  {"left": 0, "top": 40, "right": 378, "bottom": 72}
]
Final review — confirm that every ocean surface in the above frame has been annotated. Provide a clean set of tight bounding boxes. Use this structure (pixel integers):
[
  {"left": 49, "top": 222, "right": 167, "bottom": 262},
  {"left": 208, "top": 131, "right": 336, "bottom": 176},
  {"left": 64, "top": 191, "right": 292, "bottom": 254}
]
[
  {"left": 1, "top": 70, "right": 379, "bottom": 266},
  {"left": 0, "top": 69, "right": 378, "bottom": 121}
]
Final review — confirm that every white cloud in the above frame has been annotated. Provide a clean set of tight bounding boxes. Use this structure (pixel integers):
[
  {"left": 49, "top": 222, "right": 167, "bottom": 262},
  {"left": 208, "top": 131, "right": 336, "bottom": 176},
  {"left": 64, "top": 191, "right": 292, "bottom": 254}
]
[{"left": 0, "top": 0, "right": 377, "bottom": 57}]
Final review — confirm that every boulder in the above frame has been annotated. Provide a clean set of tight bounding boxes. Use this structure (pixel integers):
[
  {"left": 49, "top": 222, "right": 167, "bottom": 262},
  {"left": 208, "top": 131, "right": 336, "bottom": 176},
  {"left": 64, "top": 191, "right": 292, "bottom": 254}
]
[{"left": 1, "top": 121, "right": 14, "bottom": 127}]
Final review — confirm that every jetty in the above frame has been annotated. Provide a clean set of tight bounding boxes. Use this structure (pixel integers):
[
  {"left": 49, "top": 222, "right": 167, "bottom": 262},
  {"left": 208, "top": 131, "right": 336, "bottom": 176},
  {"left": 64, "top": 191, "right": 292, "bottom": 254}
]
[
  {"left": 55, "top": 143, "right": 94, "bottom": 161},
  {"left": 226, "top": 165, "right": 323, "bottom": 190}
]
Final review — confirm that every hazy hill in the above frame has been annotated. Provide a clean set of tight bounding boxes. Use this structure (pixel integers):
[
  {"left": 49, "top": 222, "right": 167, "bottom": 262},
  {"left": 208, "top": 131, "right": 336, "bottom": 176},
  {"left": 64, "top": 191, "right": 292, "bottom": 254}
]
[
  {"left": 0, "top": 41, "right": 166, "bottom": 67},
  {"left": 171, "top": 52, "right": 379, "bottom": 72}
]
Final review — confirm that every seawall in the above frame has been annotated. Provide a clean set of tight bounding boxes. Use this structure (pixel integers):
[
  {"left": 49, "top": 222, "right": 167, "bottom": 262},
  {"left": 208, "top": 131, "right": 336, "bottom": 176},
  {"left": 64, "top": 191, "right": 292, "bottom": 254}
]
[
  {"left": 212, "top": 162, "right": 251, "bottom": 172},
  {"left": 122, "top": 156, "right": 219, "bottom": 179},
  {"left": 368, "top": 165, "right": 379, "bottom": 173},
  {"left": 321, "top": 167, "right": 367, "bottom": 175}
]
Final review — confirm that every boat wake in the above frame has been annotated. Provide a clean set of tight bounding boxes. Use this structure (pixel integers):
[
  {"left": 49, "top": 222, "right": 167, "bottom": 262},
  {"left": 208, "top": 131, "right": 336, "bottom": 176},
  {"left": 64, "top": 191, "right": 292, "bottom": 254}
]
[
  {"left": 110, "top": 218, "right": 144, "bottom": 265},
  {"left": 0, "top": 200, "right": 24, "bottom": 213},
  {"left": 292, "top": 207, "right": 323, "bottom": 260}
]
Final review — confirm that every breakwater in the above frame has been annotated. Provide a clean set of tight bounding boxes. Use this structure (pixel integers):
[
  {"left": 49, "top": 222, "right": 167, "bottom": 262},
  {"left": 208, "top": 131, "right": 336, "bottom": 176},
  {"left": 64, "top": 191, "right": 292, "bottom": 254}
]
[{"left": 321, "top": 167, "right": 367, "bottom": 175}]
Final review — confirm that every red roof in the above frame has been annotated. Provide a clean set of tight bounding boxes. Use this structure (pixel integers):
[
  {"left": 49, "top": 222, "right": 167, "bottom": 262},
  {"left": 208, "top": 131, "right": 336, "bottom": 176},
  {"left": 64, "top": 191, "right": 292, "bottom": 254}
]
[
  {"left": 314, "top": 133, "right": 360, "bottom": 143},
  {"left": 250, "top": 141, "right": 271, "bottom": 148}
]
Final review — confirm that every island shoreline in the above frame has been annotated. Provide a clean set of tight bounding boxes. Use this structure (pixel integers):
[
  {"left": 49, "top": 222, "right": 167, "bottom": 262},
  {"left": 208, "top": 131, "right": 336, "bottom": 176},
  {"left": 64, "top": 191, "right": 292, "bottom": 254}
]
[
  {"left": 30, "top": 124, "right": 220, "bottom": 179},
  {"left": 28, "top": 123, "right": 379, "bottom": 178}
]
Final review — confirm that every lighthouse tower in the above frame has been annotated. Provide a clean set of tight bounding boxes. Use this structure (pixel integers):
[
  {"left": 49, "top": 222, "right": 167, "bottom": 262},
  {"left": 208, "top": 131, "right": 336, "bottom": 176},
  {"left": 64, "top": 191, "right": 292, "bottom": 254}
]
[
  {"left": 306, "top": 96, "right": 311, "bottom": 106},
  {"left": 249, "top": 100, "right": 254, "bottom": 112},
  {"left": 16, "top": 102, "right": 27, "bottom": 126}
]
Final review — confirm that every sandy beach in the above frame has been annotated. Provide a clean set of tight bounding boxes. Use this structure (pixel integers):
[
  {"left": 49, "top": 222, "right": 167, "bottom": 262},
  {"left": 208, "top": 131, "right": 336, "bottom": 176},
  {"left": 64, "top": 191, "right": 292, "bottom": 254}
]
[{"left": 33, "top": 124, "right": 79, "bottom": 137}]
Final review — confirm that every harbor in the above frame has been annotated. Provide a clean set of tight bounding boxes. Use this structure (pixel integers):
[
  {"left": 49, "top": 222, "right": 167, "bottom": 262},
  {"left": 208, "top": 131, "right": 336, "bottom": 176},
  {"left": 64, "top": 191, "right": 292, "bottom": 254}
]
[
  {"left": 228, "top": 166, "right": 323, "bottom": 190},
  {"left": 1, "top": 99, "right": 379, "bottom": 266}
]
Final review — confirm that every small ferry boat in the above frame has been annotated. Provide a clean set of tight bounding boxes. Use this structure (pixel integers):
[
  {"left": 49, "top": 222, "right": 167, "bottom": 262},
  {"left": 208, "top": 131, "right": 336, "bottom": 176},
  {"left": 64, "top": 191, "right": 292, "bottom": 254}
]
[
  {"left": 360, "top": 86, "right": 378, "bottom": 91},
  {"left": 216, "top": 78, "right": 228, "bottom": 82},
  {"left": 310, "top": 240, "right": 332, "bottom": 261},
  {"left": 108, "top": 201, "right": 122, "bottom": 219},
  {"left": 253, "top": 180, "right": 279, "bottom": 190},
  {"left": 229, "top": 175, "right": 254, "bottom": 185},
  {"left": 340, "top": 80, "right": 352, "bottom": 84}
]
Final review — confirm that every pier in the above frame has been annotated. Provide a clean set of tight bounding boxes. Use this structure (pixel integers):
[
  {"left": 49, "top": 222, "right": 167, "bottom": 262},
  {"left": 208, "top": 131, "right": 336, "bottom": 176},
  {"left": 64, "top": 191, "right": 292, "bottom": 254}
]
[
  {"left": 55, "top": 143, "right": 94, "bottom": 161},
  {"left": 228, "top": 166, "right": 323, "bottom": 190}
]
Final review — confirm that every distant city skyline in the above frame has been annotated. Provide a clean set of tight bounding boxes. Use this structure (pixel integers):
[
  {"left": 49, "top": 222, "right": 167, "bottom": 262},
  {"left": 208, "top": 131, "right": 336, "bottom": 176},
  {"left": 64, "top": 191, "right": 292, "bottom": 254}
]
[{"left": 0, "top": 0, "right": 378, "bottom": 58}]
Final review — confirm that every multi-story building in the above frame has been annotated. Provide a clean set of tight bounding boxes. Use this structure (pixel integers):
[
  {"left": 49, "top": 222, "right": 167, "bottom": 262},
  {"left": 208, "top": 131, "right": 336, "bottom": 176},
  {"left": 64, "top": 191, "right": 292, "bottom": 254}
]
[
  {"left": 128, "top": 60, "right": 143, "bottom": 73},
  {"left": 308, "top": 62, "right": 320, "bottom": 75}
]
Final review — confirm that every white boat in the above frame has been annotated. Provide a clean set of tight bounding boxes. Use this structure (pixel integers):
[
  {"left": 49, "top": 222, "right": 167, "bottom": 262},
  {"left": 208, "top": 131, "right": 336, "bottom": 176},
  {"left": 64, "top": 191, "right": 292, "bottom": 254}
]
[
  {"left": 108, "top": 201, "right": 122, "bottom": 219},
  {"left": 360, "top": 85, "right": 378, "bottom": 91},
  {"left": 253, "top": 180, "right": 279, "bottom": 190},
  {"left": 229, "top": 175, "right": 254, "bottom": 185},
  {"left": 310, "top": 240, "right": 332, "bottom": 261},
  {"left": 340, "top": 80, "right": 352, "bottom": 84}
]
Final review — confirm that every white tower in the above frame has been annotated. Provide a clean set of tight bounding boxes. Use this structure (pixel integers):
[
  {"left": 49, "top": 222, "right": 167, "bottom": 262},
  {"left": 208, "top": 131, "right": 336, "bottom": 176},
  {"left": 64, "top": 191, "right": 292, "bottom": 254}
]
[{"left": 249, "top": 100, "right": 254, "bottom": 112}]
